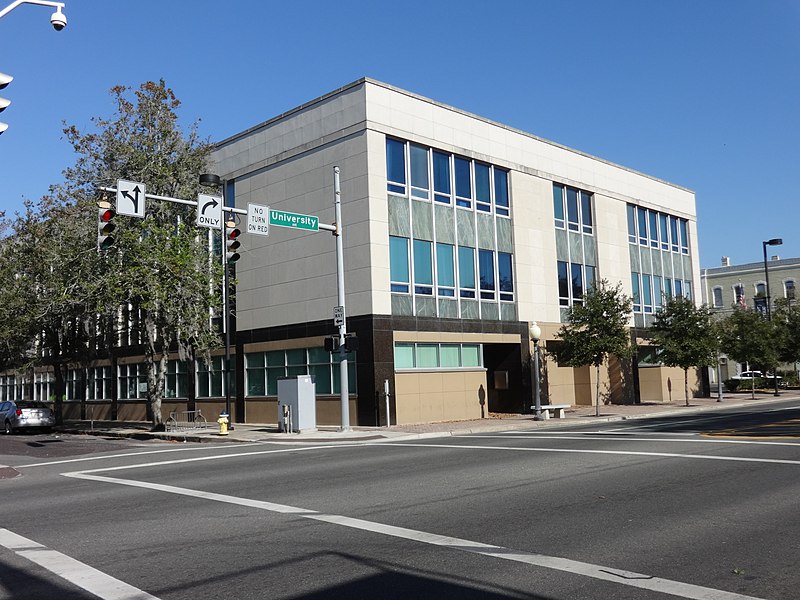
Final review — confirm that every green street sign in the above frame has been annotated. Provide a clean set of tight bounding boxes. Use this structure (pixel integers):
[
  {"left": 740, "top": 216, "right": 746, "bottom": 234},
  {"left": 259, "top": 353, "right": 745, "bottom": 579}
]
[{"left": 269, "top": 209, "right": 319, "bottom": 232}]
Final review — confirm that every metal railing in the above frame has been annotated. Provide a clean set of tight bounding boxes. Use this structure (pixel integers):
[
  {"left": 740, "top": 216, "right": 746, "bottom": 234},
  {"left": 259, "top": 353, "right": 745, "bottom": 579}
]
[{"left": 165, "top": 410, "right": 209, "bottom": 432}]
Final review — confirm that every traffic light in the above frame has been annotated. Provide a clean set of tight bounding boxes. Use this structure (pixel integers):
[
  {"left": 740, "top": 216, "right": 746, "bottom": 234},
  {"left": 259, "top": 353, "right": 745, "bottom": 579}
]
[
  {"left": 97, "top": 200, "right": 116, "bottom": 250},
  {"left": 0, "top": 72, "right": 12, "bottom": 135},
  {"left": 225, "top": 222, "right": 241, "bottom": 264}
]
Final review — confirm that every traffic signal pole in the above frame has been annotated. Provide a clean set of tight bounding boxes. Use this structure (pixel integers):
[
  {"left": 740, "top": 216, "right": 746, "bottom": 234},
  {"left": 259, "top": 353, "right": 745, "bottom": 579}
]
[{"left": 333, "top": 166, "right": 349, "bottom": 431}]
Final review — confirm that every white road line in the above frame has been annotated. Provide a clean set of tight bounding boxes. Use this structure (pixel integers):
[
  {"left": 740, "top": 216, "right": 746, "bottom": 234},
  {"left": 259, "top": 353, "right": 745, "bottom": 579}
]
[
  {"left": 459, "top": 435, "right": 800, "bottom": 447},
  {"left": 61, "top": 472, "right": 764, "bottom": 600},
  {"left": 381, "top": 442, "right": 800, "bottom": 465},
  {"left": 14, "top": 442, "right": 270, "bottom": 469},
  {"left": 0, "top": 528, "right": 159, "bottom": 600}
]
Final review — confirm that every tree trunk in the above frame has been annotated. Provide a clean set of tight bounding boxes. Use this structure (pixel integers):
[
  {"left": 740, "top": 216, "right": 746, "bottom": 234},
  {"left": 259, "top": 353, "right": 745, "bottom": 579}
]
[
  {"left": 683, "top": 368, "right": 689, "bottom": 407},
  {"left": 51, "top": 363, "right": 66, "bottom": 426},
  {"left": 595, "top": 362, "right": 601, "bottom": 417}
]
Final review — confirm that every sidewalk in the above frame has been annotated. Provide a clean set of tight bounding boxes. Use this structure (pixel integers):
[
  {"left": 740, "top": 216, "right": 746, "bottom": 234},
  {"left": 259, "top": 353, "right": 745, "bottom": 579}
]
[{"left": 60, "top": 392, "right": 798, "bottom": 445}]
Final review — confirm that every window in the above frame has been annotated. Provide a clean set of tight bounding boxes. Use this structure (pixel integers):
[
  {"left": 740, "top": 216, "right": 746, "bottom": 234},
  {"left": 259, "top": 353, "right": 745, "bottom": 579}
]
[
  {"left": 433, "top": 151, "right": 451, "bottom": 204},
  {"left": 409, "top": 143, "right": 430, "bottom": 200},
  {"left": 494, "top": 168, "right": 509, "bottom": 216},
  {"left": 555, "top": 185, "right": 566, "bottom": 229},
  {"left": 198, "top": 356, "right": 225, "bottom": 398},
  {"left": 454, "top": 156, "right": 472, "bottom": 208},
  {"left": 674, "top": 279, "right": 683, "bottom": 298},
  {"left": 390, "top": 236, "right": 410, "bottom": 293},
  {"left": 558, "top": 261, "right": 569, "bottom": 306},
  {"left": 679, "top": 220, "right": 689, "bottom": 254},
  {"left": 571, "top": 262, "right": 583, "bottom": 304},
  {"left": 436, "top": 243, "right": 455, "bottom": 297},
  {"left": 654, "top": 275, "right": 664, "bottom": 310},
  {"left": 394, "top": 343, "right": 483, "bottom": 370},
  {"left": 642, "top": 273, "right": 653, "bottom": 313},
  {"left": 580, "top": 191, "right": 593, "bottom": 234},
  {"left": 786, "top": 280, "right": 796, "bottom": 300},
  {"left": 670, "top": 216, "right": 679, "bottom": 252},
  {"left": 637, "top": 207, "right": 648, "bottom": 246},
  {"left": 566, "top": 187, "right": 579, "bottom": 232},
  {"left": 246, "top": 348, "right": 356, "bottom": 396},
  {"left": 66, "top": 369, "right": 82, "bottom": 402},
  {"left": 119, "top": 364, "right": 146, "bottom": 400},
  {"left": 33, "top": 372, "right": 53, "bottom": 403},
  {"left": 498, "top": 252, "right": 513, "bottom": 301},
  {"left": 479, "top": 249, "right": 495, "bottom": 300},
  {"left": 659, "top": 213, "right": 669, "bottom": 250},
  {"left": 632, "top": 272, "right": 641, "bottom": 312},
  {"left": 165, "top": 360, "right": 189, "bottom": 398},
  {"left": 88, "top": 367, "right": 113, "bottom": 401},
  {"left": 413, "top": 240, "right": 433, "bottom": 295},
  {"left": 458, "top": 246, "right": 476, "bottom": 298},
  {"left": 755, "top": 282, "right": 766, "bottom": 297},
  {"left": 386, "top": 138, "right": 406, "bottom": 195},
  {"left": 648, "top": 211, "right": 658, "bottom": 248},
  {"left": 664, "top": 277, "right": 673, "bottom": 300},
  {"left": 713, "top": 286, "right": 724, "bottom": 308},
  {"left": 559, "top": 261, "right": 593, "bottom": 307},
  {"left": 475, "top": 162, "right": 491, "bottom": 212},
  {"left": 684, "top": 280, "right": 692, "bottom": 301}
]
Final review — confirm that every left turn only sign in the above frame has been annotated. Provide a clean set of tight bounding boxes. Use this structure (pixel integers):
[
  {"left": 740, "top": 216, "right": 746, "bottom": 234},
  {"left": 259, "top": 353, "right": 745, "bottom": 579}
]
[
  {"left": 197, "top": 194, "right": 222, "bottom": 229},
  {"left": 116, "top": 179, "right": 146, "bottom": 218}
]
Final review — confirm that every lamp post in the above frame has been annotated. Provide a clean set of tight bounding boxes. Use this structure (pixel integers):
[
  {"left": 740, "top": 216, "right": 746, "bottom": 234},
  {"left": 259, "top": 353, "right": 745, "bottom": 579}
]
[
  {"left": 529, "top": 322, "right": 543, "bottom": 421},
  {"left": 763, "top": 238, "right": 782, "bottom": 397},
  {"left": 200, "top": 173, "right": 234, "bottom": 428}
]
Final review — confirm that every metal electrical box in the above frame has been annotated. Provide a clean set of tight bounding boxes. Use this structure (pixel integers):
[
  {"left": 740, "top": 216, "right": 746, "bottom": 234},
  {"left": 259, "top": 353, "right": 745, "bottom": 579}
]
[{"left": 277, "top": 375, "right": 317, "bottom": 433}]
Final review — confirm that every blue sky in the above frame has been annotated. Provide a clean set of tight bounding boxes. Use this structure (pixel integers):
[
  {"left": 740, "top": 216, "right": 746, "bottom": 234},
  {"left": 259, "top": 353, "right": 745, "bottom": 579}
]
[{"left": 1, "top": 0, "right": 798, "bottom": 268}]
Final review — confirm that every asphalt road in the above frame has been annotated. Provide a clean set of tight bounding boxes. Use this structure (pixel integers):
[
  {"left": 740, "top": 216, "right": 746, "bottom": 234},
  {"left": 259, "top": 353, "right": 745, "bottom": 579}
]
[{"left": 2, "top": 399, "right": 800, "bottom": 600}]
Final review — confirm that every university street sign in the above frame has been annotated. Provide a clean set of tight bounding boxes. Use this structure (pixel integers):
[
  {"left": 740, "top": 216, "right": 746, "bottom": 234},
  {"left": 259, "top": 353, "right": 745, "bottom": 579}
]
[{"left": 269, "top": 209, "right": 319, "bottom": 232}]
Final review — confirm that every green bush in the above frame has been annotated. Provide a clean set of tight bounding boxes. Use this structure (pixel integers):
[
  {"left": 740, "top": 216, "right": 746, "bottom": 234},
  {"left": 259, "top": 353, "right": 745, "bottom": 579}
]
[{"left": 724, "top": 379, "right": 740, "bottom": 392}]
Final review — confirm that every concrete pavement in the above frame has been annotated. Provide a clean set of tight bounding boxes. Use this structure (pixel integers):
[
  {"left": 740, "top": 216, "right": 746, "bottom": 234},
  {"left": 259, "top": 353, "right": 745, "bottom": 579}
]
[{"left": 59, "top": 391, "right": 799, "bottom": 444}]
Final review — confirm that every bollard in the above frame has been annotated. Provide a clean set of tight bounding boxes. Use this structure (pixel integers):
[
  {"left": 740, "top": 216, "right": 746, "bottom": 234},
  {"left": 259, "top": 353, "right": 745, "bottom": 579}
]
[{"left": 217, "top": 411, "right": 229, "bottom": 436}]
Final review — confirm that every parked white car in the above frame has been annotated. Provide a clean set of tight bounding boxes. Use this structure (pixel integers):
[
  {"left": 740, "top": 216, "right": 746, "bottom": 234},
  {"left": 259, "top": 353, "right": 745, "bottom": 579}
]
[{"left": 732, "top": 371, "right": 782, "bottom": 380}]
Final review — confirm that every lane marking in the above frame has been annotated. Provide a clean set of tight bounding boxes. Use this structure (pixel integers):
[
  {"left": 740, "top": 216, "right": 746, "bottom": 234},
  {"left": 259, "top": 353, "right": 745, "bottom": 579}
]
[
  {"left": 381, "top": 442, "right": 800, "bottom": 466},
  {"left": 15, "top": 441, "right": 314, "bottom": 469},
  {"left": 460, "top": 435, "right": 800, "bottom": 447},
  {"left": 62, "top": 472, "right": 764, "bottom": 600},
  {"left": 15, "top": 443, "right": 263, "bottom": 469},
  {"left": 0, "top": 528, "right": 160, "bottom": 600}
]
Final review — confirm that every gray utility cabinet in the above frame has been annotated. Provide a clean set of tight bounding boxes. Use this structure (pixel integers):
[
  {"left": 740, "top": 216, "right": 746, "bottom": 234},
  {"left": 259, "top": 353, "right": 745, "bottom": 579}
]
[{"left": 277, "top": 375, "right": 317, "bottom": 433}]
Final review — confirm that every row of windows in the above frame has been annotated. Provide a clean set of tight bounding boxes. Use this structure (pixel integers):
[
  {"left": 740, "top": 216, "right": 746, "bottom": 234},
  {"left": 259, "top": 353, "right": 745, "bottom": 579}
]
[
  {"left": 627, "top": 205, "right": 689, "bottom": 255},
  {"left": 390, "top": 236, "right": 514, "bottom": 302},
  {"left": 246, "top": 348, "right": 356, "bottom": 396},
  {"left": 394, "top": 343, "right": 482, "bottom": 370},
  {"left": 553, "top": 184, "right": 593, "bottom": 234},
  {"left": 557, "top": 262, "right": 597, "bottom": 307},
  {"left": 631, "top": 272, "right": 693, "bottom": 314},
  {"left": 386, "top": 138, "right": 510, "bottom": 215},
  {"left": 2, "top": 350, "right": 355, "bottom": 402},
  {"left": 712, "top": 280, "right": 796, "bottom": 308}
]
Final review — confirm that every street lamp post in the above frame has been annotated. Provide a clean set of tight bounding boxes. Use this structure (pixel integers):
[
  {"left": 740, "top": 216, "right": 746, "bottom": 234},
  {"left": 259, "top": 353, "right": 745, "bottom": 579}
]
[
  {"left": 200, "top": 173, "right": 235, "bottom": 428},
  {"left": 763, "top": 238, "right": 782, "bottom": 397},
  {"left": 529, "top": 322, "right": 543, "bottom": 421}
]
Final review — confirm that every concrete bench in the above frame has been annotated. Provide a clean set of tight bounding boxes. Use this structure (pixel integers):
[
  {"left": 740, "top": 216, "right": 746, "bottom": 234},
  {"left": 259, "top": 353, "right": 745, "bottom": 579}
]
[{"left": 530, "top": 404, "right": 570, "bottom": 419}]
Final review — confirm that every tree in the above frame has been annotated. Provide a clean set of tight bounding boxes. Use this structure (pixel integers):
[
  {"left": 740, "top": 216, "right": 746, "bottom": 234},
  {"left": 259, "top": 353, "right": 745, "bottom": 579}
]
[
  {"left": 0, "top": 82, "right": 221, "bottom": 428},
  {"left": 650, "top": 296, "right": 719, "bottom": 406},
  {"left": 552, "top": 280, "right": 633, "bottom": 416},
  {"left": 56, "top": 80, "right": 221, "bottom": 427},
  {"left": 774, "top": 299, "right": 800, "bottom": 377},
  {"left": 0, "top": 195, "right": 107, "bottom": 423},
  {"left": 719, "top": 306, "right": 779, "bottom": 399}
]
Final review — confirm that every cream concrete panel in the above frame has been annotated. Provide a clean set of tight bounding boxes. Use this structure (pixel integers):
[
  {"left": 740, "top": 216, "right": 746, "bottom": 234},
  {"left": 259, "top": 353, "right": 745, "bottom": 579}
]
[
  {"left": 639, "top": 366, "right": 700, "bottom": 403},
  {"left": 394, "top": 371, "right": 485, "bottom": 424},
  {"left": 594, "top": 193, "right": 633, "bottom": 296}
]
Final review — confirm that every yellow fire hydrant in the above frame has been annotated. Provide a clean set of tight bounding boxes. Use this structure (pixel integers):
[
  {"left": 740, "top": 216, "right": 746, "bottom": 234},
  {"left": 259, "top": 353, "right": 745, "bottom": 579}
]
[{"left": 217, "top": 412, "right": 229, "bottom": 436}]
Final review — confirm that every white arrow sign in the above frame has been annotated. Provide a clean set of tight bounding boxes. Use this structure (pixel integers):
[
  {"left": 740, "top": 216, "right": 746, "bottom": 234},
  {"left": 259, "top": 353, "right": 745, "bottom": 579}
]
[
  {"left": 116, "top": 179, "right": 146, "bottom": 218},
  {"left": 197, "top": 194, "right": 222, "bottom": 229}
]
